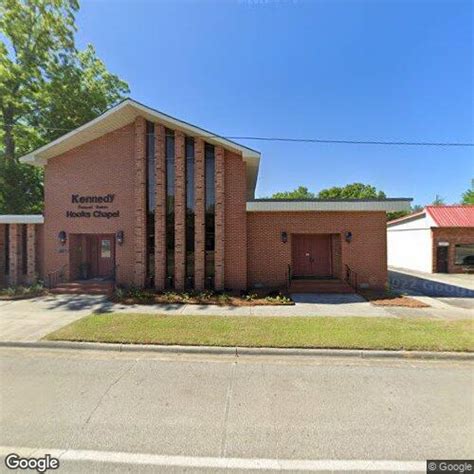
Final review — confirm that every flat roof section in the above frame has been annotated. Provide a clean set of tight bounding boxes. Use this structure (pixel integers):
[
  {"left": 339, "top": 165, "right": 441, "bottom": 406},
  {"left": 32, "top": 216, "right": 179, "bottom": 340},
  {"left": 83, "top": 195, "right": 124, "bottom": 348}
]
[{"left": 246, "top": 199, "right": 412, "bottom": 212}]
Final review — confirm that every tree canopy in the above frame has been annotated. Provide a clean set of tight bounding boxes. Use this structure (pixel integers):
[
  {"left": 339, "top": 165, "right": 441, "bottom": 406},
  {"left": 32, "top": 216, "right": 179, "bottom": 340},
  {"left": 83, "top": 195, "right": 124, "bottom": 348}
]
[
  {"left": 317, "top": 183, "right": 386, "bottom": 200},
  {"left": 270, "top": 186, "right": 315, "bottom": 200},
  {"left": 0, "top": 0, "right": 129, "bottom": 213},
  {"left": 461, "top": 188, "right": 474, "bottom": 205}
]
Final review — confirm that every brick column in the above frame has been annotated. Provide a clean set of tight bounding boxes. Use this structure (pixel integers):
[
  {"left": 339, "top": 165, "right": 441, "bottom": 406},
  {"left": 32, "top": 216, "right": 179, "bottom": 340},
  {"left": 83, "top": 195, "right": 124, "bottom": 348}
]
[
  {"left": 0, "top": 225, "right": 5, "bottom": 286},
  {"left": 194, "top": 138, "right": 205, "bottom": 291},
  {"left": 26, "top": 224, "right": 36, "bottom": 284},
  {"left": 174, "top": 131, "right": 186, "bottom": 291},
  {"left": 133, "top": 116, "right": 147, "bottom": 287},
  {"left": 154, "top": 124, "right": 166, "bottom": 291},
  {"left": 214, "top": 146, "right": 225, "bottom": 291},
  {"left": 9, "top": 224, "right": 18, "bottom": 286}
]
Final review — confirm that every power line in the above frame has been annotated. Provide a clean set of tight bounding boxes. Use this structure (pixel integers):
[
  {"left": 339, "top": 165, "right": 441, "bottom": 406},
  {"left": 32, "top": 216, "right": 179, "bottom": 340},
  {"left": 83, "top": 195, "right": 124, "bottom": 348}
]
[{"left": 1, "top": 122, "right": 473, "bottom": 147}]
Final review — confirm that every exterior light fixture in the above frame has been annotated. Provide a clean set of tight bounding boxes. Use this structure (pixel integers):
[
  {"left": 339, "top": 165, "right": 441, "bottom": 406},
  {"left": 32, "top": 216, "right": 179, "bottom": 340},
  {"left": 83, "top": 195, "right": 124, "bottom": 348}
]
[
  {"left": 281, "top": 231, "right": 288, "bottom": 243},
  {"left": 58, "top": 231, "right": 67, "bottom": 245},
  {"left": 344, "top": 231, "right": 353, "bottom": 243},
  {"left": 116, "top": 230, "right": 124, "bottom": 245}
]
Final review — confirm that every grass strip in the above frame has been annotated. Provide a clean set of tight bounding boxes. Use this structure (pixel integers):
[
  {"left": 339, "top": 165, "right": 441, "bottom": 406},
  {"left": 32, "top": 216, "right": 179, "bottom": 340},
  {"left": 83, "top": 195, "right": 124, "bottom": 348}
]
[{"left": 45, "top": 313, "right": 474, "bottom": 352}]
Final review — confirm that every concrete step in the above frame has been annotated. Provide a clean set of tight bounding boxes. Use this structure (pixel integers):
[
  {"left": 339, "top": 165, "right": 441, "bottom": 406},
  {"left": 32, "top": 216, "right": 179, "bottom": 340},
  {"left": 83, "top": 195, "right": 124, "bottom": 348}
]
[
  {"left": 50, "top": 281, "right": 114, "bottom": 296},
  {"left": 290, "top": 279, "right": 354, "bottom": 294}
]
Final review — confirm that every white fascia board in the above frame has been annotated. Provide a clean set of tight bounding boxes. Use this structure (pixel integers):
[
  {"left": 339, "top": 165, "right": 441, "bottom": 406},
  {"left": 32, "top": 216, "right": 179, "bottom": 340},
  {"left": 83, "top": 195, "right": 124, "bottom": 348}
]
[
  {"left": 246, "top": 200, "right": 412, "bottom": 212},
  {"left": 0, "top": 215, "right": 44, "bottom": 224},
  {"left": 19, "top": 99, "right": 261, "bottom": 165}
]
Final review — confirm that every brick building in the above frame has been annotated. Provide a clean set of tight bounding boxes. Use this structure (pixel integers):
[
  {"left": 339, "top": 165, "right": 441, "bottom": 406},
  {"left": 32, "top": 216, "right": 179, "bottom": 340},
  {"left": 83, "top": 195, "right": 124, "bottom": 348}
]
[
  {"left": 2, "top": 99, "right": 410, "bottom": 292},
  {"left": 387, "top": 205, "right": 474, "bottom": 273}
]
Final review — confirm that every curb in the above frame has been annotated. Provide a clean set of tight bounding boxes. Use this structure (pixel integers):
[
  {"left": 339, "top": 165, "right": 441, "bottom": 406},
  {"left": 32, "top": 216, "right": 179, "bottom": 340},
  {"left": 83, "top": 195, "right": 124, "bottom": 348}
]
[{"left": 0, "top": 340, "right": 473, "bottom": 361}]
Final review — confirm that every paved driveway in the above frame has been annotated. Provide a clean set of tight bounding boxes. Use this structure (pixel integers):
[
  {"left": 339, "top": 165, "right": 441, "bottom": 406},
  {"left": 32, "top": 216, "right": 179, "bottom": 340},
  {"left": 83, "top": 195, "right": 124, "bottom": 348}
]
[
  {"left": 389, "top": 267, "right": 474, "bottom": 310},
  {"left": 0, "top": 295, "right": 110, "bottom": 342}
]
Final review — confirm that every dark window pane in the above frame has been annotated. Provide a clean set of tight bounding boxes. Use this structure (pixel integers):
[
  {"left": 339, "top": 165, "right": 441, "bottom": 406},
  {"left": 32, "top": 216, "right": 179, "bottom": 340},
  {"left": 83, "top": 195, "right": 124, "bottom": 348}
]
[
  {"left": 146, "top": 121, "right": 155, "bottom": 286},
  {"left": 204, "top": 143, "right": 215, "bottom": 288}
]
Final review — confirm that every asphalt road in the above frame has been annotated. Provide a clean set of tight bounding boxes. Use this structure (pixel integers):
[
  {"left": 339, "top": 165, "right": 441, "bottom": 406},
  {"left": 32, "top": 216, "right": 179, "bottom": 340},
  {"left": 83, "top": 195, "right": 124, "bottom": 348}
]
[{"left": 0, "top": 348, "right": 473, "bottom": 473}]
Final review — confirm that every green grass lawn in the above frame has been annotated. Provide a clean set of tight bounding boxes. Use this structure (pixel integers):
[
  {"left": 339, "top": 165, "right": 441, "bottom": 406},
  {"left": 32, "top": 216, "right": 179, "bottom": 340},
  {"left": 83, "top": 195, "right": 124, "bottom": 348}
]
[{"left": 44, "top": 313, "right": 474, "bottom": 352}]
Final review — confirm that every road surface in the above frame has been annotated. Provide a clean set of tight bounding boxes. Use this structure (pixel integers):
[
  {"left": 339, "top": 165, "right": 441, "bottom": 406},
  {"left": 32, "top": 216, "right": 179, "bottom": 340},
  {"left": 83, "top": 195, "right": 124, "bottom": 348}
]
[{"left": 0, "top": 347, "right": 472, "bottom": 472}]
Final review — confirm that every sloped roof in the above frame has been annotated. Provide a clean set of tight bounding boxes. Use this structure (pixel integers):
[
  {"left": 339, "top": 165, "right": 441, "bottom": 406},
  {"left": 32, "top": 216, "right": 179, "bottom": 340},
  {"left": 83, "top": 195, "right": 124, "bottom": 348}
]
[
  {"left": 387, "top": 205, "right": 474, "bottom": 228},
  {"left": 426, "top": 205, "right": 474, "bottom": 227},
  {"left": 18, "top": 98, "right": 261, "bottom": 198}
]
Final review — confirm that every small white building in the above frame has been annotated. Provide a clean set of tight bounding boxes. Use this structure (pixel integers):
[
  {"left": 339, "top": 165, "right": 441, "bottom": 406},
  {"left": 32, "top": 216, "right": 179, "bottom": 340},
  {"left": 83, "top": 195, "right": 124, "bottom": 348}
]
[{"left": 387, "top": 206, "right": 474, "bottom": 274}]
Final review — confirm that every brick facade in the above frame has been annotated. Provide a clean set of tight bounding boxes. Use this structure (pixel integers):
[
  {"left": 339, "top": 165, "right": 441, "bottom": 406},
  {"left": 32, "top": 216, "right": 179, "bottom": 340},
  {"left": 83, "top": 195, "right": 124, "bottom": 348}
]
[
  {"left": 174, "top": 131, "right": 186, "bottom": 291},
  {"left": 194, "top": 138, "right": 206, "bottom": 291},
  {"left": 25, "top": 111, "right": 394, "bottom": 293},
  {"left": 154, "top": 124, "right": 166, "bottom": 290},
  {"left": 224, "top": 150, "right": 247, "bottom": 290},
  {"left": 8, "top": 224, "right": 19, "bottom": 286},
  {"left": 432, "top": 227, "right": 474, "bottom": 273},
  {"left": 247, "top": 211, "right": 388, "bottom": 290},
  {"left": 0, "top": 225, "right": 5, "bottom": 286},
  {"left": 214, "top": 146, "right": 225, "bottom": 291},
  {"left": 26, "top": 224, "right": 36, "bottom": 284},
  {"left": 133, "top": 117, "right": 147, "bottom": 286}
]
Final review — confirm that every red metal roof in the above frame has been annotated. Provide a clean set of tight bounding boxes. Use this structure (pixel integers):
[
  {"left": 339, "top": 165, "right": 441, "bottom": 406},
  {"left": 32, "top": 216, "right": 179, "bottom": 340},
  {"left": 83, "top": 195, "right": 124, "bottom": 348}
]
[{"left": 426, "top": 205, "right": 474, "bottom": 227}]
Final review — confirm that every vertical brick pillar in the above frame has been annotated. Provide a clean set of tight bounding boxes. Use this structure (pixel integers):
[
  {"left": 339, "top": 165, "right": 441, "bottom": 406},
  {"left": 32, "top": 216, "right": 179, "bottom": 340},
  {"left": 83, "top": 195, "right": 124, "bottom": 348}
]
[
  {"left": 133, "top": 116, "right": 147, "bottom": 287},
  {"left": 174, "top": 131, "right": 186, "bottom": 291},
  {"left": 26, "top": 224, "right": 36, "bottom": 284},
  {"left": 0, "top": 225, "right": 5, "bottom": 286},
  {"left": 154, "top": 124, "right": 166, "bottom": 291},
  {"left": 194, "top": 138, "right": 205, "bottom": 291},
  {"left": 9, "top": 224, "right": 18, "bottom": 286},
  {"left": 214, "top": 146, "right": 225, "bottom": 291}
]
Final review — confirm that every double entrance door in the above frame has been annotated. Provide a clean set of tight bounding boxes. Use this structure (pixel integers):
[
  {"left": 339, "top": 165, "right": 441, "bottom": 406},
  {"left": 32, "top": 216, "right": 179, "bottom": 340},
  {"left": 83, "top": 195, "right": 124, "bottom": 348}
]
[
  {"left": 292, "top": 234, "right": 332, "bottom": 278},
  {"left": 74, "top": 234, "right": 115, "bottom": 280}
]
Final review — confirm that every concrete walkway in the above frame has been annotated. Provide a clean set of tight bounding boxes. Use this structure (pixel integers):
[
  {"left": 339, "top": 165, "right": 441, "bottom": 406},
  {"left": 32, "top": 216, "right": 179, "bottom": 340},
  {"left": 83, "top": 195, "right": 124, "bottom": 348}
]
[{"left": 1, "top": 291, "right": 472, "bottom": 343}]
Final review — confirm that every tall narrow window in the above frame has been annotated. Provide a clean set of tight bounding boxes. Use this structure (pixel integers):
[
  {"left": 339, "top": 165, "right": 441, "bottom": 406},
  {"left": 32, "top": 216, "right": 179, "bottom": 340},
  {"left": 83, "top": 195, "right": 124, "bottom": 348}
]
[
  {"left": 146, "top": 121, "right": 155, "bottom": 286},
  {"left": 165, "top": 129, "right": 175, "bottom": 287},
  {"left": 204, "top": 143, "right": 215, "bottom": 289},
  {"left": 185, "top": 137, "right": 195, "bottom": 288}
]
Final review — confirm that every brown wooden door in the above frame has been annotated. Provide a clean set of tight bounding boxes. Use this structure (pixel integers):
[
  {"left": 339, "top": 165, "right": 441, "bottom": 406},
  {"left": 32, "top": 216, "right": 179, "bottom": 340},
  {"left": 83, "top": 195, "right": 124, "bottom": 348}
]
[
  {"left": 436, "top": 246, "right": 449, "bottom": 273},
  {"left": 96, "top": 235, "right": 115, "bottom": 278},
  {"left": 86, "top": 234, "right": 115, "bottom": 279},
  {"left": 292, "top": 234, "right": 332, "bottom": 277}
]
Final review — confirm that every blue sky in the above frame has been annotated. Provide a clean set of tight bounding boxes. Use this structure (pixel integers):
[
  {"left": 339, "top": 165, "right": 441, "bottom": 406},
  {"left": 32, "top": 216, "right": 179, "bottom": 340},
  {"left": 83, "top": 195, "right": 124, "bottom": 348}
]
[{"left": 77, "top": 0, "right": 472, "bottom": 205}]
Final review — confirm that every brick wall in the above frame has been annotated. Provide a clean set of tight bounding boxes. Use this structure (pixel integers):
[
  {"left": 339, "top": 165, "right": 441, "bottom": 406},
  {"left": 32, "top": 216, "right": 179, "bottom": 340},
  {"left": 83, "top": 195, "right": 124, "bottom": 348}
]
[
  {"left": 194, "top": 138, "right": 205, "bottom": 291},
  {"left": 247, "top": 211, "right": 388, "bottom": 290},
  {"left": 224, "top": 150, "right": 247, "bottom": 291},
  {"left": 0, "top": 225, "right": 5, "bottom": 286},
  {"left": 154, "top": 124, "right": 166, "bottom": 290},
  {"left": 214, "top": 146, "right": 225, "bottom": 291},
  {"left": 133, "top": 117, "right": 147, "bottom": 286},
  {"left": 43, "top": 123, "right": 136, "bottom": 286},
  {"left": 432, "top": 227, "right": 474, "bottom": 273},
  {"left": 174, "top": 131, "right": 186, "bottom": 291}
]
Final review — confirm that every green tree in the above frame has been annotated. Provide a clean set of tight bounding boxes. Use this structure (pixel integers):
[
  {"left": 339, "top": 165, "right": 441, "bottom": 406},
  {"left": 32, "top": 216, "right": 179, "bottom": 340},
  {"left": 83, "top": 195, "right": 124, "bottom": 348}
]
[
  {"left": 317, "top": 182, "right": 387, "bottom": 199},
  {"left": 461, "top": 188, "right": 474, "bottom": 205},
  {"left": 0, "top": 0, "right": 129, "bottom": 213},
  {"left": 270, "top": 186, "right": 315, "bottom": 200}
]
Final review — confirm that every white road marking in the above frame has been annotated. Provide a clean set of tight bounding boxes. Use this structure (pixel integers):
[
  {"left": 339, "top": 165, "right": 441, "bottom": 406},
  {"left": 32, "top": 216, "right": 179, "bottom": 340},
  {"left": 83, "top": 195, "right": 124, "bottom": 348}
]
[{"left": 0, "top": 446, "right": 425, "bottom": 471}]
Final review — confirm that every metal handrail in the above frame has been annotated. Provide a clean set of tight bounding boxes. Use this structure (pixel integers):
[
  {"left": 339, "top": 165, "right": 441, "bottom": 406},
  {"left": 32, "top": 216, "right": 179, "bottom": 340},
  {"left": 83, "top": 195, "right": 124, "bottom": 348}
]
[
  {"left": 344, "top": 264, "right": 358, "bottom": 291},
  {"left": 46, "top": 265, "right": 67, "bottom": 289},
  {"left": 287, "top": 264, "right": 292, "bottom": 289}
]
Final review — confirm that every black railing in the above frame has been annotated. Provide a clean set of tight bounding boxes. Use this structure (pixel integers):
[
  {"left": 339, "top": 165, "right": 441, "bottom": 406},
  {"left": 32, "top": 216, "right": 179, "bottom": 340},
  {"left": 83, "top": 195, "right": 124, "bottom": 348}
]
[
  {"left": 287, "top": 264, "right": 292, "bottom": 289},
  {"left": 344, "top": 264, "right": 358, "bottom": 291},
  {"left": 46, "top": 265, "right": 67, "bottom": 289}
]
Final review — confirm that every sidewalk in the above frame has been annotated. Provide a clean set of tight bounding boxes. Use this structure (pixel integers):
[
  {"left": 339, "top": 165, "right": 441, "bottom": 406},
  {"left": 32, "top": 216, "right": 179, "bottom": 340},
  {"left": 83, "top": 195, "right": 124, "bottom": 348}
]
[{"left": 0, "top": 292, "right": 472, "bottom": 343}]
